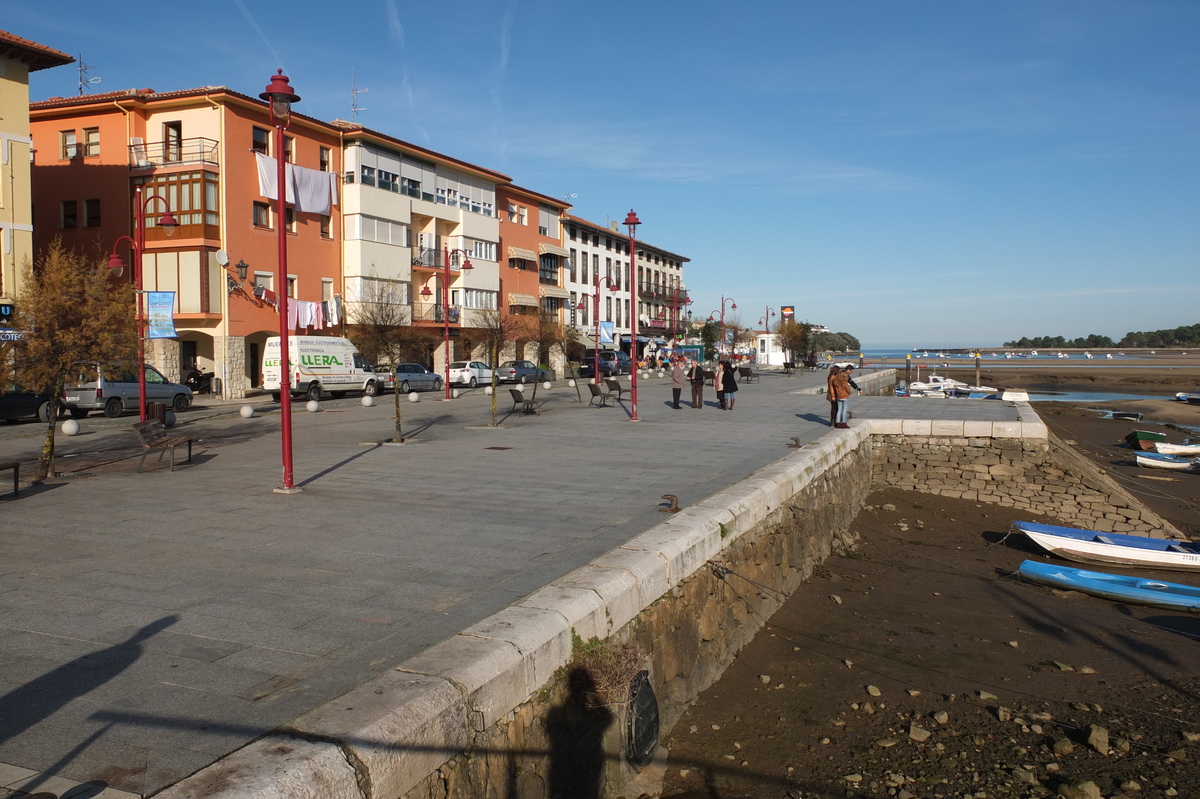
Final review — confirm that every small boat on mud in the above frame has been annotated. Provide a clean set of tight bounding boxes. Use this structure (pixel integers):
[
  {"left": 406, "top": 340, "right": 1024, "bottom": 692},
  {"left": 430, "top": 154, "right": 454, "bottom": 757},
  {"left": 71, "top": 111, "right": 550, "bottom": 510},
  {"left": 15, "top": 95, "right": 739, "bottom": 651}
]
[
  {"left": 1134, "top": 451, "right": 1198, "bottom": 471},
  {"left": 1156, "top": 441, "right": 1200, "bottom": 457},
  {"left": 1013, "top": 521, "right": 1200, "bottom": 571},
  {"left": 1018, "top": 560, "right": 1200, "bottom": 612},
  {"left": 1111, "top": 411, "right": 1143, "bottom": 422},
  {"left": 1125, "top": 430, "right": 1167, "bottom": 450}
]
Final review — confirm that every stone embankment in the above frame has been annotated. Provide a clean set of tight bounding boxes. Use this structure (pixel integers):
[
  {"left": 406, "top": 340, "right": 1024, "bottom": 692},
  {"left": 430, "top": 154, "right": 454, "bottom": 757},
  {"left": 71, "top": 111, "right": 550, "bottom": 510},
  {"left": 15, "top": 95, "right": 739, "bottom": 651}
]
[{"left": 158, "top": 403, "right": 1178, "bottom": 799}]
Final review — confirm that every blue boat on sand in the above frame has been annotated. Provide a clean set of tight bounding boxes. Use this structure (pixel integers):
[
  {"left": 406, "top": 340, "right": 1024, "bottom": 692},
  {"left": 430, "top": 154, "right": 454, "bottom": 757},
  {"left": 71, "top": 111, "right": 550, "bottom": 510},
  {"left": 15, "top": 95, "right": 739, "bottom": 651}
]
[{"left": 1018, "top": 560, "right": 1200, "bottom": 612}]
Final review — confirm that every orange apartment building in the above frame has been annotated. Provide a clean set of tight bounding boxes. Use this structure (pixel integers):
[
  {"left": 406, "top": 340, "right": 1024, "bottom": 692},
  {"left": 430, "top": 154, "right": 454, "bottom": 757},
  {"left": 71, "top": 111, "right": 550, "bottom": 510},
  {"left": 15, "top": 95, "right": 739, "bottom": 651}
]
[
  {"left": 496, "top": 185, "right": 572, "bottom": 362},
  {"left": 30, "top": 84, "right": 342, "bottom": 397}
]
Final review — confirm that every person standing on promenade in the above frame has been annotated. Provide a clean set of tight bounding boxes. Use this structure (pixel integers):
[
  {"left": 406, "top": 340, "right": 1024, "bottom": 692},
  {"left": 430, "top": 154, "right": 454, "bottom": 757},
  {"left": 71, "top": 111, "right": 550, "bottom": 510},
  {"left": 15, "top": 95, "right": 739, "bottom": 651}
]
[
  {"left": 714, "top": 359, "right": 727, "bottom": 409},
  {"left": 832, "top": 365, "right": 862, "bottom": 428},
  {"left": 826, "top": 365, "right": 841, "bottom": 426},
  {"left": 687, "top": 358, "right": 705, "bottom": 408},
  {"left": 722, "top": 360, "right": 739, "bottom": 410},
  {"left": 670, "top": 357, "right": 686, "bottom": 409}
]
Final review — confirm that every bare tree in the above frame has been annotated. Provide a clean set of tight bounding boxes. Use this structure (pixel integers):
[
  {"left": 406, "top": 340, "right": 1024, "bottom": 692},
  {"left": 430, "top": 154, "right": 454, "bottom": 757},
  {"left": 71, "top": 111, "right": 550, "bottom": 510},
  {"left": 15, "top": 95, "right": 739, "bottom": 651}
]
[
  {"left": 346, "top": 274, "right": 412, "bottom": 442},
  {"left": 469, "top": 308, "right": 522, "bottom": 425},
  {"left": 15, "top": 240, "right": 137, "bottom": 480},
  {"left": 524, "top": 305, "right": 566, "bottom": 401}
]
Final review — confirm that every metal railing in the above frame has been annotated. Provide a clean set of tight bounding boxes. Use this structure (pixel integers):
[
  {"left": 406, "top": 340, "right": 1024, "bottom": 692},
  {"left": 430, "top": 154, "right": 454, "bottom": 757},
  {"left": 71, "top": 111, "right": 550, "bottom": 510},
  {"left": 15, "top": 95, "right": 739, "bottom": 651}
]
[
  {"left": 411, "top": 247, "right": 469, "bottom": 270},
  {"left": 411, "top": 302, "right": 464, "bottom": 323},
  {"left": 129, "top": 137, "right": 220, "bottom": 169}
]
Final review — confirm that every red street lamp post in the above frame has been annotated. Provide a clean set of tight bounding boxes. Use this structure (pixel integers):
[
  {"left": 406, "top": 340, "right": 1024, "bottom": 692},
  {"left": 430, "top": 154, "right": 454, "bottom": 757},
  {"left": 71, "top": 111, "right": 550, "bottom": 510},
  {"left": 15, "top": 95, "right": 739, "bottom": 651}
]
[
  {"left": 576, "top": 274, "right": 618, "bottom": 384},
  {"left": 107, "top": 185, "right": 178, "bottom": 423},
  {"left": 260, "top": 69, "right": 301, "bottom": 493},
  {"left": 419, "top": 246, "right": 473, "bottom": 400},
  {"left": 716, "top": 295, "right": 737, "bottom": 356},
  {"left": 624, "top": 210, "right": 641, "bottom": 421}
]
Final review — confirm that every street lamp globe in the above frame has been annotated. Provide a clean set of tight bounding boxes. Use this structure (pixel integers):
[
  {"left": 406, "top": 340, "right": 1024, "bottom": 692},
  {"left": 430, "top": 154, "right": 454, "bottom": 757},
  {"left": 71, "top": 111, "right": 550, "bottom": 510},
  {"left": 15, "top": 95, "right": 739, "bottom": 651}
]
[{"left": 260, "top": 69, "right": 301, "bottom": 122}]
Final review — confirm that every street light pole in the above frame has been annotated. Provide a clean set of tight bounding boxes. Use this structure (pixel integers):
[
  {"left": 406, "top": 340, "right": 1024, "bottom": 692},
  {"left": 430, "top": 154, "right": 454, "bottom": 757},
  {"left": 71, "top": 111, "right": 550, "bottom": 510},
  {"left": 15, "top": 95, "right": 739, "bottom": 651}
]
[
  {"left": 260, "top": 69, "right": 302, "bottom": 493},
  {"left": 441, "top": 246, "right": 473, "bottom": 400},
  {"left": 107, "top": 185, "right": 177, "bottom": 422},
  {"left": 577, "top": 274, "right": 618, "bottom": 384},
  {"left": 624, "top": 210, "right": 641, "bottom": 421}
]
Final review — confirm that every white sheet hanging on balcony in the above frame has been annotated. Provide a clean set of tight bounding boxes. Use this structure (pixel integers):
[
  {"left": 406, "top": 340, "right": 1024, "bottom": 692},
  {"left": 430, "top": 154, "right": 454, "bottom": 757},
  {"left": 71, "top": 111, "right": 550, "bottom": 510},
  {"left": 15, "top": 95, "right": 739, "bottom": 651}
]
[{"left": 254, "top": 153, "right": 339, "bottom": 215}]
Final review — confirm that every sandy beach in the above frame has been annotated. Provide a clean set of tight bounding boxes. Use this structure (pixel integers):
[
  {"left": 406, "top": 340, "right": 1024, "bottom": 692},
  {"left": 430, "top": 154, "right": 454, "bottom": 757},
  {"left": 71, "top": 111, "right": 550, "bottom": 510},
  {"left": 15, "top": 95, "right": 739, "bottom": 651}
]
[{"left": 660, "top": 360, "right": 1200, "bottom": 798}]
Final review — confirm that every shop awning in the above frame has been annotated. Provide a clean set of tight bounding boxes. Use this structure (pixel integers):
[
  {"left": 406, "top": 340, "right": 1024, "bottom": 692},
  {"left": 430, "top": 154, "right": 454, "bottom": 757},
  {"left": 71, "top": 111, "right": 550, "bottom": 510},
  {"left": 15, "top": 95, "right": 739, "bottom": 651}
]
[
  {"left": 539, "top": 243, "right": 570, "bottom": 257},
  {"left": 507, "top": 293, "right": 539, "bottom": 307},
  {"left": 539, "top": 285, "right": 571, "bottom": 299},
  {"left": 507, "top": 246, "right": 538, "bottom": 262}
]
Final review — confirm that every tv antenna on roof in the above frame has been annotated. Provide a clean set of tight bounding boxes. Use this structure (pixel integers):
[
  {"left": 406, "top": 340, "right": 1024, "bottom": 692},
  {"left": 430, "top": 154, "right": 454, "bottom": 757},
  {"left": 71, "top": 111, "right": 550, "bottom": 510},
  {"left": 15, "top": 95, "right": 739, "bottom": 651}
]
[
  {"left": 351, "top": 68, "right": 368, "bottom": 122},
  {"left": 78, "top": 55, "right": 102, "bottom": 95}
]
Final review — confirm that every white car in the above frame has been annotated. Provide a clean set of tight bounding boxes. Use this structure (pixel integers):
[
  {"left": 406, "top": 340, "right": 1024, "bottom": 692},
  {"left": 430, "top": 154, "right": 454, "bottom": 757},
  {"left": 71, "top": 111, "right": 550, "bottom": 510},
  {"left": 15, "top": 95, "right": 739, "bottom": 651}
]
[{"left": 448, "top": 361, "right": 493, "bottom": 388}]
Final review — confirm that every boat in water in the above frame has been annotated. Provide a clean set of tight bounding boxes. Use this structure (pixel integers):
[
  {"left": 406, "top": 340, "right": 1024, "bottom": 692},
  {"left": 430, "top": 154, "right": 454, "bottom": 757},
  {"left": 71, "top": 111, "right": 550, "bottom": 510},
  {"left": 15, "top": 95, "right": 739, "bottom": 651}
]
[
  {"left": 1014, "top": 521, "right": 1200, "bottom": 571},
  {"left": 1018, "top": 560, "right": 1200, "bottom": 611}
]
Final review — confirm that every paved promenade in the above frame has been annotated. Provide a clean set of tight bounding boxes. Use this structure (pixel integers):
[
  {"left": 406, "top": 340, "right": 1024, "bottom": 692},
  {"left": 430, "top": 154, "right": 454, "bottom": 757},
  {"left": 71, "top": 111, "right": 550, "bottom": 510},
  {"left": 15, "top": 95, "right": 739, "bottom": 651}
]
[{"left": 0, "top": 368, "right": 1021, "bottom": 797}]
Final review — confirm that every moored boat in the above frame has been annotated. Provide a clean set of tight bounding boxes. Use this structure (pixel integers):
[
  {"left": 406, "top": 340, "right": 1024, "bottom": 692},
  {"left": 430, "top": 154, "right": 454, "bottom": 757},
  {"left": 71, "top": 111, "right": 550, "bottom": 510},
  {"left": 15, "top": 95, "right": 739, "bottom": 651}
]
[
  {"left": 1134, "top": 451, "right": 1198, "bottom": 471},
  {"left": 995, "top": 388, "right": 1029, "bottom": 402},
  {"left": 1155, "top": 441, "right": 1200, "bottom": 457},
  {"left": 1018, "top": 560, "right": 1200, "bottom": 611},
  {"left": 1111, "top": 411, "right": 1143, "bottom": 422},
  {"left": 1014, "top": 521, "right": 1200, "bottom": 571},
  {"left": 1125, "top": 429, "right": 1167, "bottom": 450}
]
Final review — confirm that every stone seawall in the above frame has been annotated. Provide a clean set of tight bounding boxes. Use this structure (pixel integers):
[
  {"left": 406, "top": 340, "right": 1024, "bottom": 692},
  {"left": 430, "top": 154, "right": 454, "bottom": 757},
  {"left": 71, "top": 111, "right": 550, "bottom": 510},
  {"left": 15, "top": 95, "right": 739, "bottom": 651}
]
[{"left": 156, "top": 406, "right": 1179, "bottom": 799}]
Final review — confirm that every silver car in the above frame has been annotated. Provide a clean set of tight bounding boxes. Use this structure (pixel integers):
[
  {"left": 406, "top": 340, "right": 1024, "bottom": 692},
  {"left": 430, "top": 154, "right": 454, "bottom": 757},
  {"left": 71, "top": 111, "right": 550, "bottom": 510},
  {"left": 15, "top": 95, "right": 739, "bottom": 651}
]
[
  {"left": 64, "top": 364, "right": 193, "bottom": 418},
  {"left": 495, "top": 360, "right": 547, "bottom": 384},
  {"left": 390, "top": 363, "right": 442, "bottom": 393}
]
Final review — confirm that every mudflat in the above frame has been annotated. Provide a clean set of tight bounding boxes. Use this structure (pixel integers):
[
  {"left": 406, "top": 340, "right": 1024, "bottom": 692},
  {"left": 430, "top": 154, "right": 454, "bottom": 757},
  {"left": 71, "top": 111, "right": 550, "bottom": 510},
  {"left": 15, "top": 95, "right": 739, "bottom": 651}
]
[{"left": 661, "top": 364, "right": 1200, "bottom": 799}]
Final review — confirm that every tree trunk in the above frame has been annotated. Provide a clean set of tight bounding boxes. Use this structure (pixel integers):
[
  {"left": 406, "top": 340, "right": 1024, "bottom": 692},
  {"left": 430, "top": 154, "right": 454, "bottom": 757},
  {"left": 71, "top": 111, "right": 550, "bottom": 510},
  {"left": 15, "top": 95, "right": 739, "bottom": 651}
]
[{"left": 37, "top": 377, "right": 64, "bottom": 481}]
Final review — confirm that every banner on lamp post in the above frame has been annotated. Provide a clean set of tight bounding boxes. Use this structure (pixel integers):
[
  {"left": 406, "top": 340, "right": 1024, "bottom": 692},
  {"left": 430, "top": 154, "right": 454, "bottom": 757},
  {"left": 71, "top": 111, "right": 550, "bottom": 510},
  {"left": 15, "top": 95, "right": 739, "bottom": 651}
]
[
  {"left": 146, "top": 292, "right": 178, "bottom": 339},
  {"left": 599, "top": 321, "right": 615, "bottom": 344}
]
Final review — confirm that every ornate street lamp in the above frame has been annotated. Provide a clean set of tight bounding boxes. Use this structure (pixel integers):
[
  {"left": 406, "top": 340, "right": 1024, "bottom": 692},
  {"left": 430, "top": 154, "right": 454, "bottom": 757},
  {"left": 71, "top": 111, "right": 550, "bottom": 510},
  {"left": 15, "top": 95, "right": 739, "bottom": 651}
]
[
  {"left": 107, "top": 185, "right": 177, "bottom": 422},
  {"left": 576, "top": 274, "right": 618, "bottom": 384},
  {"left": 624, "top": 210, "right": 641, "bottom": 421},
  {"left": 260, "top": 69, "right": 302, "bottom": 493}
]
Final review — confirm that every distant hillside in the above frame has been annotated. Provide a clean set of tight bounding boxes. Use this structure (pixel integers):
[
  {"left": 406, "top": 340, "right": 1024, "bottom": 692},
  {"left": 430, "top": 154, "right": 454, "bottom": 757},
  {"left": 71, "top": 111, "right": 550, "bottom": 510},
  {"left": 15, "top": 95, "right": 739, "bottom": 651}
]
[
  {"left": 1004, "top": 324, "right": 1199, "bottom": 349},
  {"left": 812, "top": 331, "right": 861, "bottom": 352}
]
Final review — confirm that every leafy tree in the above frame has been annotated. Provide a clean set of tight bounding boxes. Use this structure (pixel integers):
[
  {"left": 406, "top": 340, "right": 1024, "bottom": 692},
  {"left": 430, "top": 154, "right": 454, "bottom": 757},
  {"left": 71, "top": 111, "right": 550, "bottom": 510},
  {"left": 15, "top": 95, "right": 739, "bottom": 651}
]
[
  {"left": 811, "top": 331, "right": 860, "bottom": 352},
  {"left": 774, "top": 319, "right": 811, "bottom": 363},
  {"left": 700, "top": 320, "right": 719, "bottom": 361},
  {"left": 15, "top": 240, "right": 137, "bottom": 480},
  {"left": 345, "top": 274, "right": 412, "bottom": 442}
]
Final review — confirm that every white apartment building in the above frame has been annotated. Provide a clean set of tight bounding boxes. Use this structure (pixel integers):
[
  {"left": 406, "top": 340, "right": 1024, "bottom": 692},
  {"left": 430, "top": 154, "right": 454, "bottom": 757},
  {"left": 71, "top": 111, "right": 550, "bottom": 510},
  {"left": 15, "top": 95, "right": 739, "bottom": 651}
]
[{"left": 561, "top": 214, "right": 689, "bottom": 355}]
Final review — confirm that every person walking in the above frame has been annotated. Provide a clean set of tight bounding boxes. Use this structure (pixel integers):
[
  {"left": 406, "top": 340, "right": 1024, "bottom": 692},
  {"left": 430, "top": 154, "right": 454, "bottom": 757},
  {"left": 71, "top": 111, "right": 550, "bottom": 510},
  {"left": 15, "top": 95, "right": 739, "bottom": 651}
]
[
  {"left": 670, "top": 357, "right": 686, "bottom": 409},
  {"left": 722, "top": 360, "right": 739, "bottom": 410},
  {"left": 687, "top": 358, "right": 705, "bottom": 408},
  {"left": 826, "top": 365, "right": 841, "bottom": 426}
]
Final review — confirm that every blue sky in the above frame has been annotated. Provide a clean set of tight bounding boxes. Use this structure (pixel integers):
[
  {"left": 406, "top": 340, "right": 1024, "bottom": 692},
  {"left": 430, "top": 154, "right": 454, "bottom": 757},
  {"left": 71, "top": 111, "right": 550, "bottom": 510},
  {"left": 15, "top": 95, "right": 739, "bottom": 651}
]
[{"left": 9, "top": 0, "right": 1197, "bottom": 348}]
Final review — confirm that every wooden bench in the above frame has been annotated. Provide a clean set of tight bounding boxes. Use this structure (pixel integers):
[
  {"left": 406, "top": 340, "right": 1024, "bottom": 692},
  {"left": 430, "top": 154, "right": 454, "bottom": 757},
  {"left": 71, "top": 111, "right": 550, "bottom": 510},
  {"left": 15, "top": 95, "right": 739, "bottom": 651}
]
[
  {"left": 508, "top": 388, "right": 539, "bottom": 415},
  {"left": 702, "top": 369, "right": 717, "bottom": 386},
  {"left": 782, "top": 362, "right": 794, "bottom": 375},
  {"left": 604, "top": 378, "right": 626, "bottom": 400},
  {"left": 802, "top": 358, "right": 818, "bottom": 372},
  {"left": 133, "top": 420, "right": 193, "bottom": 472},
  {"left": 737, "top": 366, "right": 758, "bottom": 383},
  {"left": 587, "top": 382, "right": 613, "bottom": 407},
  {"left": 0, "top": 460, "right": 18, "bottom": 496}
]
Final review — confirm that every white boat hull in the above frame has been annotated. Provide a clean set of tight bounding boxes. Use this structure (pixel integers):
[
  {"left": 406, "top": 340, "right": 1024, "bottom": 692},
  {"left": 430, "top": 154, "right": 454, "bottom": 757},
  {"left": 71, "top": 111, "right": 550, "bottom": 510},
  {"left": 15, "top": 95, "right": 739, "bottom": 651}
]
[{"left": 1155, "top": 442, "right": 1200, "bottom": 456}]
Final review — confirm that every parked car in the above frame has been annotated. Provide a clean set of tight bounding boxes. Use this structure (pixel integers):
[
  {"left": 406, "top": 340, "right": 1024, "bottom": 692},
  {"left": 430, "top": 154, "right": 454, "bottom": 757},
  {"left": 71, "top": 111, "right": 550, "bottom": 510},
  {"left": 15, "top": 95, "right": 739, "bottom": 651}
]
[
  {"left": 1, "top": 386, "right": 61, "bottom": 423},
  {"left": 495, "top": 360, "right": 547, "bottom": 384},
  {"left": 390, "top": 363, "right": 442, "bottom": 393},
  {"left": 578, "top": 350, "right": 632, "bottom": 378},
  {"left": 63, "top": 364, "right": 193, "bottom": 418},
  {"left": 448, "top": 361, "right": 493, "bottom": 388}
]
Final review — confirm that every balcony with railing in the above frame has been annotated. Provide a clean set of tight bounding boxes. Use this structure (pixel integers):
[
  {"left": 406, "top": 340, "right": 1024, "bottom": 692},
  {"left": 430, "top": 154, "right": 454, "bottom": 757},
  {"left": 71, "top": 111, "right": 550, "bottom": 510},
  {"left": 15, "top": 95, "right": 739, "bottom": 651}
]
[
  {"left": 411, "top": 247, "right": 469, "bottom": 271},
  {"left": 129, "top": 137, "right": 220, "bottom": 170},
  {"left": 638, "top": 281, "right": 689, "bottom": 303},
  {"left": 411, "top": 302, "right": 464, "bottom": 324}
]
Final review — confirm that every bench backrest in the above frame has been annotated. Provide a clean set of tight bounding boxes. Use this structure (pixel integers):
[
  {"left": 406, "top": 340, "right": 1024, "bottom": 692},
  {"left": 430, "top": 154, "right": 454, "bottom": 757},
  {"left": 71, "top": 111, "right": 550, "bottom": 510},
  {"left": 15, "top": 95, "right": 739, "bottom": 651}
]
[
  {"left": 134, "top": 419, "right": 167, "bottom": 444},
  {"left": 737, "top": 367, "right": 752, "bottom": 377},
  {"left": 587, "top": 382, "right": 607, "bottom": 397},
  {"left": 508, "top": 388, "right": 527, "bottom": 402},
  {"left": 604, "top": 379, "right": 622, "bottom": 391}
]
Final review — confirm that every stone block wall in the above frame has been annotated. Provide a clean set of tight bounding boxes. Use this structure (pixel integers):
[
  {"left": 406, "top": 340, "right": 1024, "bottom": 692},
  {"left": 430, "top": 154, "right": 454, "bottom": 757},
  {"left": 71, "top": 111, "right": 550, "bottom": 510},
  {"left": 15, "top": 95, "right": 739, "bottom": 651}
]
[{"left": 867, "top": 418, "right": 1180, "bottom": 538}]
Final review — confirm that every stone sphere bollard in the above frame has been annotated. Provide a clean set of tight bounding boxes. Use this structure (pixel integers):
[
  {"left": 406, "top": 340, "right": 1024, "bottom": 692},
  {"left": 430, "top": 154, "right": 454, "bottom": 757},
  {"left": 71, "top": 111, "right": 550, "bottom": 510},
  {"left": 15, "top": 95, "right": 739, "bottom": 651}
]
[
  {"left": 61, "top": 418, "right": 81, "bottom": 436},
  {"left": 240, "top": 405, "right": 255, "bottom": 419},
  {"left": 306, "top": 400, "right": 320, "bottom": 412},
  {"left": 567, "top": 379, "right": 576, "bottom": 388},
  {"left": 408, "top": 392, "right": 420, "bottom": 402},
  {"left": 542, "top": 381, "right": 552, "bottom": 390},
  {"left": 164, "top": 411, "right": 176, "bottom": 428},
  {"left": 361, "top": 395, "right": 374, "bottom": 407},
  {"left": 484, "top": 385, "right": 493, "bottom": 396},
  {"left": 451, "top": 389, "right": 460, "bottom": 399}
]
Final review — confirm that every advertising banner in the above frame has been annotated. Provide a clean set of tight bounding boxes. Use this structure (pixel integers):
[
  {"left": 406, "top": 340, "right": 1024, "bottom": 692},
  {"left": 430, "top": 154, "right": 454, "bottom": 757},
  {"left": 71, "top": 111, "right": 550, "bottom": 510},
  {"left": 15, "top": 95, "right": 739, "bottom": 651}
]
[
  {"left": 599, "top": 320, "right": 615, "bottom": 344},
  {"left": 146, "top": 292, "right": 178, "bottom": 339}
]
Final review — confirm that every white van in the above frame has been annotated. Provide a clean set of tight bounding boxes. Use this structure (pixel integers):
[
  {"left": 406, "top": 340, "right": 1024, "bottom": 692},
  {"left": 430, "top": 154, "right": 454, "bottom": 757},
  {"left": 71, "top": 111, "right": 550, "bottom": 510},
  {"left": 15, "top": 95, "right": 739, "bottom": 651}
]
[{"left": 262, "top": 336, "right": 379, "bottom": 402}]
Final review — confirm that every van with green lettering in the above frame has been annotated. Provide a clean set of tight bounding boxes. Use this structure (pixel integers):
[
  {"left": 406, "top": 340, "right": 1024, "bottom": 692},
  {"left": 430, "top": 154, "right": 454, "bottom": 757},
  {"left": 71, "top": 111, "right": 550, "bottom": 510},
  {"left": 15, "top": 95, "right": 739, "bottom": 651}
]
[{"left": 262, "top": 336, "right": 380, "bottom": 402}]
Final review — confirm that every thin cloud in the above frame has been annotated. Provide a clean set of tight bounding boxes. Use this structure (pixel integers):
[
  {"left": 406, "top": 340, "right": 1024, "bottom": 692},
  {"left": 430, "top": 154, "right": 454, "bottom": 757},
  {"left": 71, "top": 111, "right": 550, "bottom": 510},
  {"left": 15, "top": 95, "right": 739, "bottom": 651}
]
[{"left": 230, "top": 0, "right": 285, "bottom": 70}]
